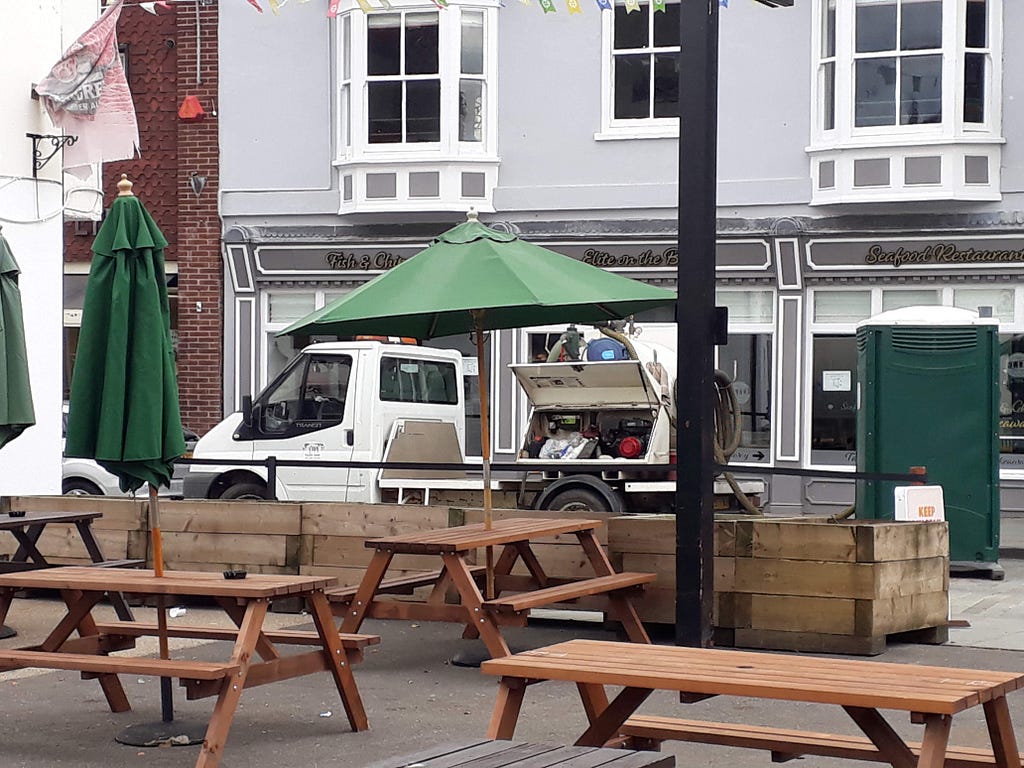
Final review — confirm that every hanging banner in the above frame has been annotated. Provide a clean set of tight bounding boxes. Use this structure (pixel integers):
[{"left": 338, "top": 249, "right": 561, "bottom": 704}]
[
  {"left": 567, "top": 0, "right": 582, "bottom": 13},
  {"left": 34, "top": 0, "right": 139, "bottom": 176}
]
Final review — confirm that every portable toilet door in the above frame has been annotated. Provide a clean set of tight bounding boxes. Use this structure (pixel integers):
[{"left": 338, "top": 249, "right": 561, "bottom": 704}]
[{"left": 855, "top": 305, "right": 1002, "bottom": 578}]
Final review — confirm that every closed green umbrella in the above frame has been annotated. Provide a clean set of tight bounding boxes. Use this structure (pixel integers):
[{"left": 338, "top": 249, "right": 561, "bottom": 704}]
[
  {"left": 0, "top": 228, "right": 36, "bottom": 450},
  {"left": 65, "top": 174, "right": 184, "bottom": 725},
  {"left": 282, "top": 211, "right": 677, "bottom": 596}
]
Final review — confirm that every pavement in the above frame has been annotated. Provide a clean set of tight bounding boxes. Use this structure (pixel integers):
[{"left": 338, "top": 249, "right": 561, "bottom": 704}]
[{"left": 1, "top": 515, "right": 1024, "bottom": 768}]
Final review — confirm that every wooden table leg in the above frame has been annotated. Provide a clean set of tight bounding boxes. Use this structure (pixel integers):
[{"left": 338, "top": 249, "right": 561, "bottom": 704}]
[
  {"left": 307, "top": 591, "right": 369, "bottom": 732},
  {"left": 577, "top": 682, "right": 610, "bottom": 724},
  {"left": 216, "top": 597, "right": 280, "bottom": 662},
  {"left": 844, "top": 706, "right": 917, "bottom": 768},
  {"left": 575, "top": 686, "right": 653, "bottom": 748},
  {"left": 463, "top": 544, "right": 518, "bottom": 641},
  {"left": 916, "top": 713, "right": 952, "bottom": 768},
  {"left": 577, "top": 529, "right": 651, "bottom": 644},
  {"left": 339, "top": 549, "right": 393, "bottom": 633},
  {"left": 10, "top": 525, "right": 48, "bottom": 566},
  {"left": 196, "top": 598, "right": 268, "bottom": 768},
  {"left": 60, "top": 589, "right": 131, "bottom": 714},
  {"left": 443, "top": 553, "right": 510, "bottom": 658},
  {"left": 486, "top": 676, "right": 527, "bottom": 739},
  {"left": 75, "top": 520, "right": 134, "bottom": 621},
  {"left": 984, "top": 697, "right": 1022, "bottom": 768}
]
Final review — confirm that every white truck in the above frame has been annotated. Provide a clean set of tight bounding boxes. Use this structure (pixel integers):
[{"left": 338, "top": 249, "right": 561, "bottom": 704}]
[{"left": 183, "top": 334, "right": 764, "bottom": 512}]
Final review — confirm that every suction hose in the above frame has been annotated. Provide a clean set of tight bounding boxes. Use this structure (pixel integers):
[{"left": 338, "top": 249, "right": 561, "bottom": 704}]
[{"left": 597, "top": 327, "right": 762, "bottom": 515}]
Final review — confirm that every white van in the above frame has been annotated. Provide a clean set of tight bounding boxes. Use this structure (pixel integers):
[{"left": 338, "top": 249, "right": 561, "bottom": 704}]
[{"left": 183, "top": 340, "right": 466, "bottom": 501}]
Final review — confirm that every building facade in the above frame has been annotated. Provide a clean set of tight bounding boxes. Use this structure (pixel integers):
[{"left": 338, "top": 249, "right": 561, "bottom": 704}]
[{"left": 217, "top": 0, "right": 1024, "bottom": 513}]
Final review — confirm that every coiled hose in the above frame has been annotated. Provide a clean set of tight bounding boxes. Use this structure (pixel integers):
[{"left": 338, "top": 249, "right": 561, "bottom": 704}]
[{"left": 599, "top": 327, "right": 762, "bottom": 515}]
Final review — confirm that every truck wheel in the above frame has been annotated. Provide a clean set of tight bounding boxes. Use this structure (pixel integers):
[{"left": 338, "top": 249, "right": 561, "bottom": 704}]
[
  {"left": 219, "top": 482, "right": 268, "bottom": 501},
  {"left": 543, "top": 487, "right": 609, "bottom": 513},
  {"left": 63, "top": 479, "right": 103, "bottom": 496}
]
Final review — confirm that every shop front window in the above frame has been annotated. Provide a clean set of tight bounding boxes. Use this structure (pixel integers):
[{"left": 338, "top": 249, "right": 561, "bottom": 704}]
[
  {"left": 1000, "top": 334, "right": 1024, "bottom": 464},
  {"left": 718, "top": 334, "right": 773, "bottom": 462},
  {"left": 810, "top": 335, "right": 859, "bottom": 465}
]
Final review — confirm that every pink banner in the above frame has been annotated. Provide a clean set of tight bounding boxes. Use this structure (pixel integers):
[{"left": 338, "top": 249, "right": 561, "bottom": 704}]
[{"left": 35, "top": 0, "right": 139, "bottom": 174}]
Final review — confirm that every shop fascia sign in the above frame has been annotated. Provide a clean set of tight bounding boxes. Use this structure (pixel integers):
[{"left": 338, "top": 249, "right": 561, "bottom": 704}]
[{"left": 807, "top": 236, "right": 1024, "bottom": 271}]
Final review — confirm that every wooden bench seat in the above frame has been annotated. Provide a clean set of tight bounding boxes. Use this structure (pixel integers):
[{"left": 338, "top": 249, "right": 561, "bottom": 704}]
[
  {"left": 618, "top": 715, "right": 1024, "bottom": 768},
  {"left": 368, "top": 739, "right": 674, "bottom": 768},
  {"left": 483, "top": 573, "right": 655, "bottom": 613},
  {"left": 93, "top": 621, "right": 380, "bottom": 650},
  {"left": 325, "top": 565, "right": 486, "bottom": 603},
  {"left": 0, "top": 649, "right": 238, "bottom": 681}
]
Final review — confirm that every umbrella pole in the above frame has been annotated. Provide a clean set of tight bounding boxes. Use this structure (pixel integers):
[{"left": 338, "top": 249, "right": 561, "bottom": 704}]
[
  {"left": 149, "top": 484, "right": 174, "bottom": 723},
  {"left": 473, "top": 315, "right": 495, "bottom": 600}
]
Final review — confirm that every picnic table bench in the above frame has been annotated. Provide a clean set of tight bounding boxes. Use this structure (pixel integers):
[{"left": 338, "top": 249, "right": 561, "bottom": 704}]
[
  {"left": 481, "top": 639, "right": 1024, "bottom": 768},
  {"left": 335, "top": 518, "right": 654, "bottom": 659},
  {"left": 0, "top": 567, "right": 379, "bottom": 768},
  {"left": 366, "top": 739, "right": 675, "bottom": 768}
]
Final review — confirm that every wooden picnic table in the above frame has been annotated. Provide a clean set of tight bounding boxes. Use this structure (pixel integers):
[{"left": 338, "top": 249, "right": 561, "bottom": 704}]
[
  {"left": 335, "top": 517, "right": 654, "bottom": 659},
  {"left": 0, "top": 566, "right": 380, "bottom": 768},
  {"left": 482, "top": 639, "right": 1024, "bottom": 768},
  {"left": 0, "top": 510, "right": 138, "bottom": 623}
]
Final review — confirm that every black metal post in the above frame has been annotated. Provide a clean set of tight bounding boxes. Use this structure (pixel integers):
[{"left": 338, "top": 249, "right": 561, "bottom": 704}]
[
  {"left": 675, "top": 0, "right": 719, "bottom": 648},
  {"left": 266, "top": 455, "right": 278, "bottom": 500}
]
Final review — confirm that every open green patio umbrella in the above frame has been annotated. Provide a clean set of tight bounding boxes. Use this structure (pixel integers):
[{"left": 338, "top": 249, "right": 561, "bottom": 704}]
[
  {"left": 0, "top": 228, "right": 36, "bottom": 451},
  {"left": 65, "top": 175, "right": 184, "bottom": 725},
  {"left": 282, "top": 211, "right": 677, "bottom": 596}
]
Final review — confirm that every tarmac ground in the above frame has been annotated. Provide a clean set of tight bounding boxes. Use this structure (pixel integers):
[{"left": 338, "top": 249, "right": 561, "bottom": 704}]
[{"left": 0, "top": 514, "right": 1023, "bottom": 768}]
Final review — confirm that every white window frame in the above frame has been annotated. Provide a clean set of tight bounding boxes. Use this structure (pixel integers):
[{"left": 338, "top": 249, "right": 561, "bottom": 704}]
[
  {"left": 260, "top": 289, "right": 350, "bottom": 391},
  {"left": 811, "top": 0, "right": 1003, "bottom": 147},
  {"left": 804, "top": 284, "right": 1024, "bottom": 471},
  {"left": 334, "top": 0, "right": 499, "bottom": 165},
  {"left": 596, "top": 1, "right": 680, "bottom": 141}
]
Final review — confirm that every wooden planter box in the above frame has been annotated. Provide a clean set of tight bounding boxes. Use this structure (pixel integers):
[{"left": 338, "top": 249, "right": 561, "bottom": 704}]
[{"left": 608, "top": 514, "right": 950, "bottom": 655}]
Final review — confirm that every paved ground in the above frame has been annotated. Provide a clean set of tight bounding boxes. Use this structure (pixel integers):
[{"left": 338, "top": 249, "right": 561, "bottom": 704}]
[{"left": 0, "top": 514, "right": 1023, "bottom": 768}]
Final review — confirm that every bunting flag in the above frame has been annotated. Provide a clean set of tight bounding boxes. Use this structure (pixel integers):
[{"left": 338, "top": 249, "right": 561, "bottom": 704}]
[
  {"left": 539, "top": 0, "right": 557, "bottom": 12},
  {"left": 594, "top": 0, "right": 612, "bottom": 9},
  {"left": 520, "top": 0, "right": 532, "bottom": 6},
  {"left": 246, "top": 0, "right": 264, "bottom": 12},
  {"left": 378, "top": 0, "right": 393, "bottom": 9},
  {"left": 567, "top": 0, "right": 582, "bottom": 13},
  {"left": 35, "top": 0, "right": 139, "bottom": 176},
  {"left": 623, "top": 0, "right": 641, "bottom": 12},
  {"left": 355, "top": 0, "right": 373, "bottom": 10},
  {"left": 652, "top": 0, "right": 665, "bottom": 11},
  {"left": 268, "top": 0, "right": 282, "bottom": 13},
  {"left": 327, "top": 0, "right": 341, "bottom": 16}
]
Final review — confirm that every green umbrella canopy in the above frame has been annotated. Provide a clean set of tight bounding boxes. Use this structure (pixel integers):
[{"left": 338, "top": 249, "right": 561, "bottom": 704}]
[
  {"left": 65, "top": 179, "right": 185, "bottom": 493},
  {"left": 281, "top": 216, "right": 678, "bottom": 339},
  {"left": 0, "top": 233, "right": 36, "bottom": 450}
]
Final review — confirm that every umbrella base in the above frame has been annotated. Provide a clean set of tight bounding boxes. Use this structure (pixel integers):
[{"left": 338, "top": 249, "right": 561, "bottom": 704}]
[
  {"left": 115, "top": 720, "right": 207, "bottom": 748},
  {"left": 0, "top": 624, "right": 16, "bottom": 640},
  {"left": 450, "top": 639, "right": 531, "bottom": 668}
]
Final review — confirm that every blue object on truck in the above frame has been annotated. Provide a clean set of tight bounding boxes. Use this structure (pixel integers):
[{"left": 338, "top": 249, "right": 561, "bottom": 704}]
[{"left": 586, "top": 338, "right": 630, "bottom": 361}]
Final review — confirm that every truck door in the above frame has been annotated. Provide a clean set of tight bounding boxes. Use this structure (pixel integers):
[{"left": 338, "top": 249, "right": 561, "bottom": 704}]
[{"left": 247, "top": 352, "right": 357, "bottom": 500}]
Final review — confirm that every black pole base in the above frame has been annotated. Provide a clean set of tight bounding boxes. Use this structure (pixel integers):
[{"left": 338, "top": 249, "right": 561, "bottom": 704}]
[
  {"left": 115, "top": 720, "right": 207, "bottom": 748},
  {"left": 0, "top": 624, "right": 16, "bottom": 640},
  {"left": 450, "top": 639, "right": 533, "bottom": 668}
]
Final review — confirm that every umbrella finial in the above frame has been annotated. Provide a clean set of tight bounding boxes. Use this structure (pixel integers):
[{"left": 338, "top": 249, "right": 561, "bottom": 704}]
[
  {"left": 117, "top": 174, "right": 135, "bottom": 197},
  {"left": 466, "top": 207, "right": 478, "bottom": 222}
]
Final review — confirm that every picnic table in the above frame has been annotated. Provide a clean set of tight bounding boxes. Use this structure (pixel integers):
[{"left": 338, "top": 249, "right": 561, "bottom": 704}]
[
  {"left": 0, "top": 567, "right": 379, "bottom": 768},
  {"left": 0, "top": 510, "right": 138, "bottom": 624},
  {"left": 335, "top": 517, "right": 654, "bottom": 659},
  {"left": 481, "top": 639, "right": 1024, "bottom": 768}
]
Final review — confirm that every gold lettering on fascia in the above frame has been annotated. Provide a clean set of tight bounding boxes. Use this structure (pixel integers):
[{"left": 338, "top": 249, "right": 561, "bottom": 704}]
[
  {"left": 865, "top": 243, "right": 1024, "bottom": 268},
  {"left": 581, "top": 247, "right": 679, "bottom": 268},
  {"left": 324, "top": 251, "right": 409, "bottom": 270}
]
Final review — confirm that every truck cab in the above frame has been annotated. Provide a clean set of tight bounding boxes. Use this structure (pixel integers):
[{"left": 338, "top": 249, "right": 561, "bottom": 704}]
[{"left": 184, "top": 341, "right": 465, "bottom": 501}]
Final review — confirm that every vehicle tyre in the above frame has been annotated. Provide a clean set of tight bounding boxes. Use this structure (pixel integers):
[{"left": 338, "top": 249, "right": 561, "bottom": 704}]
[
  {"left": 62, "top": 479, "right": 104, "bottom": 496},
  {"left": 219, "top": 482, "right": 268, "bottom": 501},
  {"left": 543, "top": 487, "right": 610, "bottom": 513}
]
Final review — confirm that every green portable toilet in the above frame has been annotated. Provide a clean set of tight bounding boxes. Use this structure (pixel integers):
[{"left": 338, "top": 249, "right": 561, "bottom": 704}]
[{"left": 855, "top": 306, "right": 1002, "bottom": 577}]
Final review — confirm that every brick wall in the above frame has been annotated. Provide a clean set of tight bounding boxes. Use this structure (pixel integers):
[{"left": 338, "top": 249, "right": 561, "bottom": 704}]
[{"left": 176, "top": 1, "right": 223, "bottom": 433}]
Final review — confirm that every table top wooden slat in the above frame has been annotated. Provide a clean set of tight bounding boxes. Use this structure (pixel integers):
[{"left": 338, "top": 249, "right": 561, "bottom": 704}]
[
  {"left": 0, "top": 511, "right": 103, "bottom": 529},
  {"left": 365, "top": 739, "right": 673, "bottom": 768},
  {"left": 481, "top": 640, "right": 1024, "bottom": 715},
  {"left": 366, "top": 518, "right": 604, "bottom": 553},
  {"left": 0, "top": 566, "right": 336, "bottom": 598}
]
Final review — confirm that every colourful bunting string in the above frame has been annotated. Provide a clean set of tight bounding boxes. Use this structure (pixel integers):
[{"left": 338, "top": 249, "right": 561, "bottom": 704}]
[
  {"left": 539, "top": 0, "right": 556, "bottom": 12},
  {"left": 567, "top": 0, "right": 582, "bottom": 13},
  {"left": 594, "top": 0, "right": 612, "bottom": 9},
  {"left": 652, "top": 0, "right": 665, "bottom": 12},
  {"left": 623, "top": 0, "right": 640, "bottom": 12}
]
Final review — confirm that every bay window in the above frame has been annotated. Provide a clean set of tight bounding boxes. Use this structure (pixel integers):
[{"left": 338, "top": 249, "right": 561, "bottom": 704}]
[
  {"left": 334, "top": 1, "right": 499, "bottom": 212},
  {"left": 810, "top": 0, "right": 1003, "bottom": 204}
]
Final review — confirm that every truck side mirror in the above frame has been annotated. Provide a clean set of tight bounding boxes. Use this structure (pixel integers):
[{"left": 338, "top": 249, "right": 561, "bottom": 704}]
[{"left": 241, "top": 395, "right": 254, "bottom": 428}]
